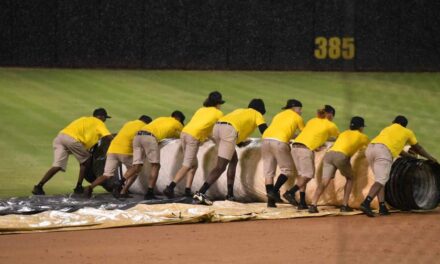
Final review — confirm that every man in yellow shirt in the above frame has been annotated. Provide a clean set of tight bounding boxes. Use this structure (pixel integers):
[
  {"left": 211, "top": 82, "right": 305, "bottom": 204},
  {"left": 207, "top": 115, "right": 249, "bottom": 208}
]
[
  {"left": 262, "top": 99, "right": 304, "bottom": 208},
  {"left": 309, "top": 116, "right": 369, "bottom": 213},
  {"left": 284, "top": 105, "right": 339, "bottom": 210},
  {"left": 83, "top": 115, "right": 152, "bottom": 198},
  {"left": 32, "top": 108, "right": 112, "bottom": 195},
  {"left": 119, "top": 111, "right": 185, "bottom": 199},
  {"left": 360, "top": 116, "right": 438, "bottom": 217},
  {"left": 193, "top": 99, "right": 268, "bottom": 205},
  {"left": 163, "top": 92, "right": 224, "bottom": 198}
]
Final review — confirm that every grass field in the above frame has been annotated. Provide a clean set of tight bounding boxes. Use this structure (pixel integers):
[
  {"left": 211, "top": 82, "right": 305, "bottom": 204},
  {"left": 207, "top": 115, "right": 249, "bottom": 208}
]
[{"left": 0, "top": 68, "right": 439, "bottom": 198}]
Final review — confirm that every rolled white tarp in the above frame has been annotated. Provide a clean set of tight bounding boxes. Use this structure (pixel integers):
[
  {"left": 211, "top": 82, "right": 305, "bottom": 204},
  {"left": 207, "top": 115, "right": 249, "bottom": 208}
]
[{"left": 128, "top": 138, "right": 378, "bottom": 208}]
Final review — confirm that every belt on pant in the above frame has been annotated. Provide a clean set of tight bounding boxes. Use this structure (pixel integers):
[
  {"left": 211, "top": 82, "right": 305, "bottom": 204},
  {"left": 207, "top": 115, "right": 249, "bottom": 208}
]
[
  {"left": 137, "top": 131, "right": 156, "bottom": 137},
  {"left": 216, "top": 121, "right": 233, "bottom": 126}
]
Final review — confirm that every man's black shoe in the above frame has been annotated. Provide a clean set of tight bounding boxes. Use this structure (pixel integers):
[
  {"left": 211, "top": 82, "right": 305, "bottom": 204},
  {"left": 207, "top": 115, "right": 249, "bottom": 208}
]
[
  {"left": 225, "top": 194, "right": 236, "bottom": 201},
  {"left": 73, "top": 185, "right": 84, "bottom": 194},
  {"left": 163, "top": 186, "right": 175, "bottom": 199},
  {"left": 308, "top": 205, "right": 319, "bottom": 213},
  {"left": 32, "top": 185, "right": 45, "bottom": 195},
  {"left": 267, "top": 190, "right": 282, "bottom": 203},
  {"left": 144, "top": 193, "right": 158, "bottom": 200},
  {"left": 283, "top": 191, "right": 299, "bottom": 206},
  {"left": 340, "top": 205, "right": 353, "bottom": 212},
  {"left": 267, "top": 198, "right": 277, "bottom": 208},
  {"left": 360, "top": 203, "right": 375, "bottom": 217},
  {"left": 297, "top": 203, "right": 309, "bottom": 210},
  {"left": 379, "top": 206, "right": 391, "bottom": 216}
]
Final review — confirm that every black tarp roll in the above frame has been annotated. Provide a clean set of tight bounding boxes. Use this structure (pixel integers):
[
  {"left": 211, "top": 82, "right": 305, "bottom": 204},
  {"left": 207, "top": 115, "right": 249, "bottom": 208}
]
[{"left": 385, "top": 157, "right": 440, "bottom": 211}]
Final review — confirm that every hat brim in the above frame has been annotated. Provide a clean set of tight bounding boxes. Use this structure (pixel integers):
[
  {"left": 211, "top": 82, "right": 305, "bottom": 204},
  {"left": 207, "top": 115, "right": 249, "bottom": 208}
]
[
  {"left": 219, "top": 100, "right": 225, "bottom": 104},
  {"left": 106, "top": 116, "right": 112, "bottom": 118}
]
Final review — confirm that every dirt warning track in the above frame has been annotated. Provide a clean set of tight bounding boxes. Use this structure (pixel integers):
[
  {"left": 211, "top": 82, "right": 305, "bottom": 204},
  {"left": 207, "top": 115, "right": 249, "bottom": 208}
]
[{"left": 1, "top": 210, "right": 439, "bottom": 264}]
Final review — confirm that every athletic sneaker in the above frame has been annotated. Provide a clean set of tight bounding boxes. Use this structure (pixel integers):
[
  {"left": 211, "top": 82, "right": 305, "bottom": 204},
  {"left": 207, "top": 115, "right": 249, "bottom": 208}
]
[
  {"left": 283, "top": 191, "right": 299, "bottom": 206},
  {"left": 267, "top": 190, "right": 282, "bottom": 203},
  {"left": 340, "top": 205, "right": 353, "bottom": 212},
  {"left": 308, "top": 205, "right": 319, "bottom": 213},
  {"left": 32, "top": 185, "right": 45, "bottom": 195},
  {"left": 73, "top": 185, "right": 84, "bottom": 194},
  {"left": 360, "top": 202, "right": 375, "bottom": 217},
  {"left": 193, "top": 191, "right": 213, "bottom": 205},
  {"left": 267, "top": 198, "right": 277, "bottom": 208},
  {"left": 83, "top": 186, "right": 93, "bottom": 198},
  {"left": 163, "top": 186, "right": 175, "bottom": 199},
  {"left": 379, "top": 206, "right": 390, "bottom": 216}
]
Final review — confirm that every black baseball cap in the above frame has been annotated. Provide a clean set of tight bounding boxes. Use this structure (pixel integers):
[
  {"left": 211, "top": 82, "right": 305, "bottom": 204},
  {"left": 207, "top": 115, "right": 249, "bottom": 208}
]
[
  {"left": 204, "top": 91, "right": 225, "bottom": 107},
  {"left": 248, "top": 98, "right": 266, "bottom": 115},
  {"left": 139, "top": 115, "right": 152, "bottom": 124},
  {"left": 393, "top": 115, "right": 408, "bottom": 127},
  {"left": 93, "top": 108, "right": 111, "bottom": 118},
  {"left": 171, "top": 110, "right": 186, "bottom": 125},
  {"left": 350, "top": 116, "right": 365, "bottom": 130},
  {"left": 324, "top": 105, "right": 336, "bottom": 116},
  {"left": 282, "top": 99, "right": 303, "bottom": 109}
]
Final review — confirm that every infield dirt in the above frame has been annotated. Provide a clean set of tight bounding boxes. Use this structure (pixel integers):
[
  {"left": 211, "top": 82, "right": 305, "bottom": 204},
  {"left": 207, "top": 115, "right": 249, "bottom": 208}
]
[{"left": 1, "top": 209, "right": 439, "bottom": 264}]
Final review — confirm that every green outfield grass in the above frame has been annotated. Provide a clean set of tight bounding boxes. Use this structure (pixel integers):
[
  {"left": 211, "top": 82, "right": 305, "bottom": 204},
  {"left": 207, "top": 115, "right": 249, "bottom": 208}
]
[{"left": 0, "top": 68, "right": 439, "bottom": 198}]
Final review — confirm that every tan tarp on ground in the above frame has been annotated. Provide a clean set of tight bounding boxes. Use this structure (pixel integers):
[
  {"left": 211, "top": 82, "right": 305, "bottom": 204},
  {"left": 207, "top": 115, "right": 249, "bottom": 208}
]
[
  {"left": 0, "top": 202, "right": 364, "bottom": 234},
  {"left": 130, "top": 139, "right": 377, "bottom": 208}
]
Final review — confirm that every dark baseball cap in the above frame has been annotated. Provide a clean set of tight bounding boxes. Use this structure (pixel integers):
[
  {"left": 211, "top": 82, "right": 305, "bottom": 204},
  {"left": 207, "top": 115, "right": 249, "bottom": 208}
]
[
  {"left": 282, "top": 99, "right": 303, "bottom": 109},
  {"left": 248, "top": 98, "right": 266, "bottom": 115},
  {"left": 350, "top": 116, "right": 365, "bottom": 130},
  {"left": 139, "top": 115, "right": 152, "bottom": 124},
  {"left": 204, "top": 91, "right": 225, "bottom": 107},
  {"left": 393, "top": 115, "right": 408, "bottom": 127},
  {"left": 171, "top": 110, "right": 186, "bottom": 125},
  {"left": 324, "top": 105, "right": 336, "bottom": 116},
  {"left": 93, "top": 108, "right": 111, "bottom": 118}
]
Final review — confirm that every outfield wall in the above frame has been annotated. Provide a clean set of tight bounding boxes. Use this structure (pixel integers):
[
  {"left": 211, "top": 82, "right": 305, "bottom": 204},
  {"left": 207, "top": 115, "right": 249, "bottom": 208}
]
[{"left": 1, "top": 0, "right": 439, "bottom": 71}]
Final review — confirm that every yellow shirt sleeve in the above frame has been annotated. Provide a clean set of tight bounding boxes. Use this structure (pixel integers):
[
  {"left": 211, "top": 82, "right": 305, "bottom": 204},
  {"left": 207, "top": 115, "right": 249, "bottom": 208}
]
[
  {"left": 329, "top": 122, "right": 340, "bottom": 138},
  {"left": 255, "top": 112, "right": 265, "bottom": 126},
  {"left": 297, "top": 116, "right": 305, "bottom": 131},
  {"left": 407, "top": 130, "right": 418, "bottom": 145},
  {"left": 97, "top": 122, "right": 111, "bottom": 138}
]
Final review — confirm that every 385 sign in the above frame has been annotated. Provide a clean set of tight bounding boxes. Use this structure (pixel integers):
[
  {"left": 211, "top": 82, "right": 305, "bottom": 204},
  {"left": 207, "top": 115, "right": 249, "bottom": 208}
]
[{"left": 314, "top": 37, "right": 355, "bottom": 60}]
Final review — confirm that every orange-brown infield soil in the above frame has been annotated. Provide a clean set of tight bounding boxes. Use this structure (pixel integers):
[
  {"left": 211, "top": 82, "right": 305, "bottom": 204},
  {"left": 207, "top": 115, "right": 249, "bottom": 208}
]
[{"left": 1, "top": 210, "right": 439, "bottom": 264}]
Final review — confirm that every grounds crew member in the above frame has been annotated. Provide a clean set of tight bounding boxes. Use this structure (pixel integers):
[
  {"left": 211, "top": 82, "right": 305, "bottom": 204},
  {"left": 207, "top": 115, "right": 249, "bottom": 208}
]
[
  {"left": 163, "top": 92, "right": 224, "bottom": 198},
  {"left": 360, "top": 115, "right": 438, "bottom": 217},
  {"left": 83, "top": 115, "right": 152, "bottom": 198},
  {"left": 193, "top": 99, "right": 268, "bottom": 205},
  {"left": 119, "top": 111, "right": 185, "bottom": 199},
  {"left": 32, "top": 108, "right": 112, "bottom": 195},
  {"left": 284, "top": 105, "right": 339, "bottom": 210},
  {"left": 309, "top": 116, "right": 369, "bottom": 213},
  {"left": 262, "top": 99, "right": 305, "bottom": 208}
]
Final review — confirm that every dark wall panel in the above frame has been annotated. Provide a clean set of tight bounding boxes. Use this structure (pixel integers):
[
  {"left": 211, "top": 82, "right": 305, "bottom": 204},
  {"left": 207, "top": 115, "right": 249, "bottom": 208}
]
[
  {"left": 1, "top": 0, "right": 439, "bottom": 71},
  {"left": 10, "top": 0, "right": 57, "bottom": 66},
  {"left": 0, "top": 0, "right": 12, "bottom": 65}
]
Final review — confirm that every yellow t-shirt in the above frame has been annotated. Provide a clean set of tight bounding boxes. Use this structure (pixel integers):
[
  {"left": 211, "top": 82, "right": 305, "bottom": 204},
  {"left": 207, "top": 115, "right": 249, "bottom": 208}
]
[
  {"left": 140, "top": 117, "right": 183, "bottom": 141},
  {"left": 107, "top": 120, "right": 146, "bottom": 155},
  {"left": 60, "top": 116, "right": 111, "bottom": 150},
  {"left": 262, "top": 110, "right": 305, "bottom": 143},
  {"left": 371, "top": 123, "right": 418, "bottom": 157},
  {"left": 182, "top": 107, "right": 223, "bottom": 141},
  {"left": 219, "top": 108, "right": 266, "bottom": 143},
  {"left": 295, "top": 117, "right": 340, "bottom": 151},
  {"left": 330, "top": 130, "right": 369, "bottom": 157}
]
